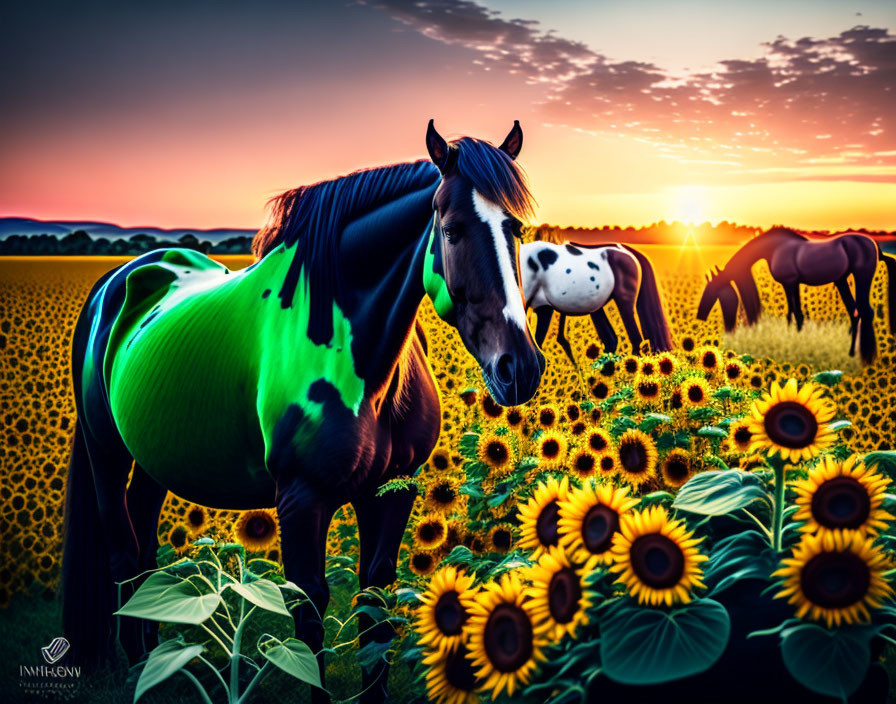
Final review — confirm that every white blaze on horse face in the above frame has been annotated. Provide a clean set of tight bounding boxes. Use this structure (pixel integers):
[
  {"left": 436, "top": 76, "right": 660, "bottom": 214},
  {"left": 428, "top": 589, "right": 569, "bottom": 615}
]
[{"left": 471, "top": 189, "right": 528, "bottom": 331}]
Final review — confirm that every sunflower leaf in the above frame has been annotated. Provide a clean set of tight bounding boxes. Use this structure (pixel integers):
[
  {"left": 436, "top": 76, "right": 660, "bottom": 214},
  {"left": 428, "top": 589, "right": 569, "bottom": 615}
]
[
  {"left": 780, "top": 622, "right": 879, "bottom": 699},
  {"left": 115, "top": 571, "right": 222, "bottom": 625},
  {"left": 696, "top": 425, "right": 727, "bottom": 439},
  {"left": 599, "top": 598, "right": 730, "bottom": 684},
  {"left": 864, "top": 451, "right": 896, "bottom": 481},
  {"left": 134, "top": 637, "right": 204, "bottom": 702},
  {"left": 225, "top": 579, "right": 291, "bottom": 617},
  {"left": 814, "top": 370, "right": 843, "bottom": 387},
  {"left": 258, "top": 635, "right": 324, "bottom": 689},
  {"left": 673, "top": 470, "right": 771, "bottom": 515}
]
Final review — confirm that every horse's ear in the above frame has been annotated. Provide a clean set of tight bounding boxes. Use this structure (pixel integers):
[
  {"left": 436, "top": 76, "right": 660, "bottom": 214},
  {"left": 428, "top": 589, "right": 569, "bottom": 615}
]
[
  {"left": 498, "top": 120, "right": 523, "bottom": 160},
  {"left": 426, "top": 119, "right": 451, "bottom": 173}
]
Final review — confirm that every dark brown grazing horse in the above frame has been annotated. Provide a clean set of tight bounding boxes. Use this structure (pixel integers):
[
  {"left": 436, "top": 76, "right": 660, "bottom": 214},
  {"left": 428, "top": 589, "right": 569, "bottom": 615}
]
[{"left": 697, "top": 227, "right": 896, "bottom": 362}]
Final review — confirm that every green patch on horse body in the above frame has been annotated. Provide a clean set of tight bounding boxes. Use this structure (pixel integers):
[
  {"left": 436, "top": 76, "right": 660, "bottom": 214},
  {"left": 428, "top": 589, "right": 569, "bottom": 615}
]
[{"left": 422, "top": 224, "right": 455, "bottom": 321}]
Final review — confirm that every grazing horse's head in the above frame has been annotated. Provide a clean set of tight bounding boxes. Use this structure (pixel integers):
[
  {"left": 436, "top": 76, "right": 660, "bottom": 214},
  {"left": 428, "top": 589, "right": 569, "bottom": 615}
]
[
  {"left": 423, "top": 120, "right": 545, "bottom": 406},
  {"left": 697, "top": 265, "right": 739, "bottom": 330}
]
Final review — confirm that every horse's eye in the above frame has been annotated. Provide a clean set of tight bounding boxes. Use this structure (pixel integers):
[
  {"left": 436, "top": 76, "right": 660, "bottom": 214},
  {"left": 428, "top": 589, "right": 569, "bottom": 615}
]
[{"left": 442, "top": 225, "right": 461, "bottom": 244}]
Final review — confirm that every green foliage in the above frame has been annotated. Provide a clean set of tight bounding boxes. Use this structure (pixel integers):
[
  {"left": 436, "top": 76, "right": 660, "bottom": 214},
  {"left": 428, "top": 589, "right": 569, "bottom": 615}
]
[{"left": 673, "top": 470, "right": 771, "bottom": 516}]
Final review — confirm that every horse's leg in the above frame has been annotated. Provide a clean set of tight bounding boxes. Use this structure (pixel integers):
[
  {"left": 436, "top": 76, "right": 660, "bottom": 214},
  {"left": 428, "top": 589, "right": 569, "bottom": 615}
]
[
  {"left": 276, "top": 479, "right": 335, "bottom": 703},
  {"left": 532, "top": 305, "right": 553, "bottom": 349},
  {"left": 854, "top": 271, "right": 878, "bottom": 363},
  {"left": 791, "top": 285, "right": 805, "bottom": 331},
  {"left": 782, "top": 284, "right": 796, "bottom": 326},
  {"left": 834, "top": 276, "right": 859, "bottom": 356},
  {"left": 555, "top": 313, "right": 576, "bottom": 366},
  {"left": 125, "top": 464, "right": 168, "bottom": 655},
  {"left": 80, "top": 428, "right": 143, "bottom": 664},
  {"left": 614, "top": 293, "right": 644, "bottom": 354},
  {"left": 590, "top": 308, "right": 618, "bottom": 353},
  {"left": 353, "top": 486, "right": 417, "bottom": 704}
]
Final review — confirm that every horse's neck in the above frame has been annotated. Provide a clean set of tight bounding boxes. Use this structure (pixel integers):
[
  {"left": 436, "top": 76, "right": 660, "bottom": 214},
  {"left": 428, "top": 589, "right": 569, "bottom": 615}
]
[{"left": 726, "top": 233, "right": 784, "bottom": 273}]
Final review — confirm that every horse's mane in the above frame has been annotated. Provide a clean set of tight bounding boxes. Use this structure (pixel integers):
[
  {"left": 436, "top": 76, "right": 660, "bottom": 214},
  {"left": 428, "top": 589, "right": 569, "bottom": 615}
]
[{"left": 253, "top": 136, "right": 534, "bottom": 344}]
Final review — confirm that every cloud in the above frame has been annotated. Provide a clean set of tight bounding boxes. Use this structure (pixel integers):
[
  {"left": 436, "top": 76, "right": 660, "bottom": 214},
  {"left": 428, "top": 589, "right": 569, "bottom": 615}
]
[{"left": 365, "top": 1, "right": 896, "bottom": 176}]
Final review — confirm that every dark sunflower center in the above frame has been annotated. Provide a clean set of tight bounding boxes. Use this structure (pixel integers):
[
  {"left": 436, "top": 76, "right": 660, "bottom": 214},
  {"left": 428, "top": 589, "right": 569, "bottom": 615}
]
[
  {"left": 492, "top": 528, "right": 512, "bottom": 551},
  {"left": 619, "top": 441, "right": 649, "bottom": 473},
  {"left": 419, "top": 522, "right": 445, "bottom": 543},
  {"left": 548, "top": 567, "right": 583, "bottom": 624},
  {"left": 601, "top": 361, "right": 616, "bottom": 376},
  {"left": 600, "top": 455, "right": 615, "bottom": 471},
  {"left": 535, "top": 500, "right": 560, "bottom": 547},
  {"left": 582, "top": 504, "right": 619, "bottom": 554},
  {"left": 484, "top": 604, "right": 534, "bottom": 673},
  {"left": 444, "top": 646, "right": 479, "bottom": 691},
  {"left": 589, "top": 433, "right": 608, "bottom": 452},
  {"left": 575, "top": 453, "right": 596, "bottom": 474},
  {"left": 630, "top": 534, "right": 685, "bottom": 589},
  {"left": 625, "top": 359, "right": 638, "bottom": 373},
  {"left": 246, "top": 516, "right": 273, "bottom": 538},
  {"left": 567, "top": 405, "right": 581, "bottom": 421},
  {"left": 542, "top": 439, "right": 560, "bottom": 458},
  {"left": 187, "top": 509, "right": 205, "bottom": 527},
  {"left": 682, "top": 337, "right": 695, "bottom": 351},
  {"left": 571, "top": 422, "right": 587, "bottom": 436},
  {"left": 641, "top": 363, "right": 655, "bottom": 376},
  {"left": 664, "top": 457, "right": 690, "bottom": 482},
  {"left": 483, "top": 396, "right": 503, "bottom": 417},
  {"left": 659, "top": 359, "right": 674, "bottom": 375},
  {"left": 487, "top": 441, "right": 508, "bottom": 464},
  {"left": 170, "top": 527, "right": 187, "bottom": 548},
  {"left": 639, "top": 382, "right": 659, "bottom": 397},
  {"left": 734, "top": 427, "right": 752, "bottom": 445},
  {"left": 540, "top": 410, "right": 556, "bottom": 426},
  {"left": 703, "top": 352, "right": 717, "bottom": 368},
  {"left": 432, "top": 484, "right": 456, "bottom": 505},
  {"left": 800, "top": 551, "right": 871, "bottom": 609},
  {"left": 726, "top": 365, "right": 742, "bottom": 379},
  {"left": 412, "top": 553, "right": 434, "bottom": 572},
  {"left": 433, "top": 454, "right": 450, "bottom": 470},
  {"left": 592, "top": 382, "right": 610, "bottom": 399},
  {"left": 687, "top": 385, "right": 704, "bottom": 403},
  {"left": 763, "top": 401, "right": 818, "bottom": 448},
  {"left": 434, "top": 591, "right": 468, "bottom": 636},
  {"left": 811, "top": 477, "right": 871, "bottom": 530},
  {"left": 507, "top": 409, "right": 523, "bottom": 426}
]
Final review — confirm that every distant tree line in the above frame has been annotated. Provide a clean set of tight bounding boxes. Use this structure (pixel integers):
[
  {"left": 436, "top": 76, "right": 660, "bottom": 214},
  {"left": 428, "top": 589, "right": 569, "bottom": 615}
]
[{"left": 0, "top": 231, "right": 254, "bottom": 255}]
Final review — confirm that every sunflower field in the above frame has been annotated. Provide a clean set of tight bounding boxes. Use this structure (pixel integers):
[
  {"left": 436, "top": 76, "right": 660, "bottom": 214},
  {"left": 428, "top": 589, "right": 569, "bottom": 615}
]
[{"left": 1, "top": 248, "right": 896, "bottom": 702}]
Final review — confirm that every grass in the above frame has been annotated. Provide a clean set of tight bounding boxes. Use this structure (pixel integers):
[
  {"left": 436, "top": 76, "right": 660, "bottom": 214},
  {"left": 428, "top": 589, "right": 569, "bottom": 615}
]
[{"left": 722, "top": 316, "right": 863, "bottom": 374}]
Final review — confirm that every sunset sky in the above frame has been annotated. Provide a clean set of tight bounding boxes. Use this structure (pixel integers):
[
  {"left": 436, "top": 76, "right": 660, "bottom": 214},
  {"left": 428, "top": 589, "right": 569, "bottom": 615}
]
[{"left": 1, "top": 0, "right": 894, "bottom": 232}]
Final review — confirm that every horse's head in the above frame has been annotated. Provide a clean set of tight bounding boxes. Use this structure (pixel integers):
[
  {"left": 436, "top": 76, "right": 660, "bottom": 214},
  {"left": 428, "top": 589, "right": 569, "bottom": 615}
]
[
  {"left": 423, "top": 120, "right": 544, "bottom": 406},
  {"left": 697, "top": 265, "right": 739, "bottom": 330}
]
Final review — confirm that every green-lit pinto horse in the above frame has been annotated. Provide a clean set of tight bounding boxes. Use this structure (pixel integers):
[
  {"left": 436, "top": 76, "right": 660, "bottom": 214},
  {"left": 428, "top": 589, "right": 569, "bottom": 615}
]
[{"left": 62, "top": 121, "right": 544, "bottom": 700}]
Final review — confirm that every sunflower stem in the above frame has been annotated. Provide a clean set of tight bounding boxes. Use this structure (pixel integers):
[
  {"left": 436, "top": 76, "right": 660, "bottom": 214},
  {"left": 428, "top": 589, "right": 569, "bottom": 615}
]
[{"left": 771, "top": 456, "right": 786, "bottom": 553}]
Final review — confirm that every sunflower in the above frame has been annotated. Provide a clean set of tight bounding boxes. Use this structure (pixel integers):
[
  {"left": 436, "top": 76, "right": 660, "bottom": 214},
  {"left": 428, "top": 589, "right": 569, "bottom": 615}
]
[
  {"left": 527, "top": 546, "right": 592, "bottom": 640},
  {"left": 233, "top": 509, "right": 279, "bottom": 552},
  {"left": 430, "top": 448, "right": 453, "bottom": 472},
  {"left": 480, "top": 393, "right": 504, "bottom": 420},
  {"left": 657, "top": 353, "right": 677, "bottom": 377},
  {"left": 416, "top": 566, "right": 479, "bottom": 654},
  {"left": 424, "top": 643, "right": 482, "bottom": 704},
  {"left": 168, "top": 524, "right": 190, "bottom": 553},
  {"left": 681, "top": 335, "right": 696, "bottom": 352},
  {"left": 587, "top": 428, "right": 612, "bottom": 454},
  {"left": 616, "top": 429, "right": 658, "bottom": 488},
  {"left": 518, "top": 475, "right": 570, "bottom": 559},
  {"left": 184, "top": 503, "right": 208, "bottom": 538},
  {"left": 537, "top": 404, "right": 559, "bottom": 428},
  {"left": 680, "top": 377, "right": 710, "bottom": 407},
  {"left": 585, "top": 343, "right": 601, "bottom": 360},
  {"left": 565, "top": 404, "right": 581, "bottom": 422},
  {"left": 793, "top": 455, "right": 893, "bottom": 536},
  {"left": 569, "top": 421, "right": 587, "bottom": 437},
  {"left": 590, "top": 379, "right": 613, "bottom": 401},
  {"left": 724, "top": 359, "right": 746, "bottom": 384},
  {"left": 488, "top": 524, "right": 514, "bottom": 554},
  {"left": 728, "top": 419, "right": 753, "bottom": 453},
  {"left": 443, "top": 519, "right": 465, "bottom": 553},
  {"left": 597, "top": 450, "right": 618, "bottom": 475},
  {"left": 610, "top": 505, "right": 708, "bottom": 606},
  {"left": 424, "top": 477, "right": 464, "bottom": 515},
  {"left": 660, "top": 450, "right": 693, "bottom": 488},
  {"left": 773, "top": 530, "right": 893, "bottom": 628},
  {"left": 569, "top": 448, "right": 598, "bottom": 479},
  {"left": 747, "top": 378, "right": 838, "bottom": 462},
  {"left": 410, "top": 550, "right": 439, "bottom": 576},
  {"left": 638, "top": 357, "right": 657, "bottom": 378},
  {"left": 635, "top": 375, "right": 662, "bottom": 404},
  {"left": 599, "top": 359, "right": 617, "bottom": 377},
  {"left": 415, "top": 515, "right": 449, "bottom": 551},
  {"left": 460, "top": 389, "right": 478, "bottom": 407},
  {"left": 622, "top": 355, "right": 639, "bottom": 374},
  {"left": 537, "top": 431, "right": 568, "bottom": 469},
  {"left": 559, "top": 481, "right": 637, "bottom": 568},
  {"left": 477, "top": 430, "right": 516, "bottom": 474},
  {"left": 697, "top": 346, "right": 720, "bottom": 374},
  {"left": 505, "top": 407, "right": 524, "bottom": 429},
  {"left": 466, "top": 572, "right": 546, "bottom": 699}
]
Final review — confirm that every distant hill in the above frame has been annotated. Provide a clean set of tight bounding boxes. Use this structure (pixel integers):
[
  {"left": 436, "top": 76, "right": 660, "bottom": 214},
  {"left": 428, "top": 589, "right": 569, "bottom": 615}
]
[{"left": 0, "top": 217, "right": 256, "bottom": 243}]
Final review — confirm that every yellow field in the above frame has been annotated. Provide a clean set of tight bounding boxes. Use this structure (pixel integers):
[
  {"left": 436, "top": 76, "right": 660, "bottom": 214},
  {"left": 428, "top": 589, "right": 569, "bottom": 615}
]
[{"left": 0, "top": 248, "right": 893, "bottom": 608}]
